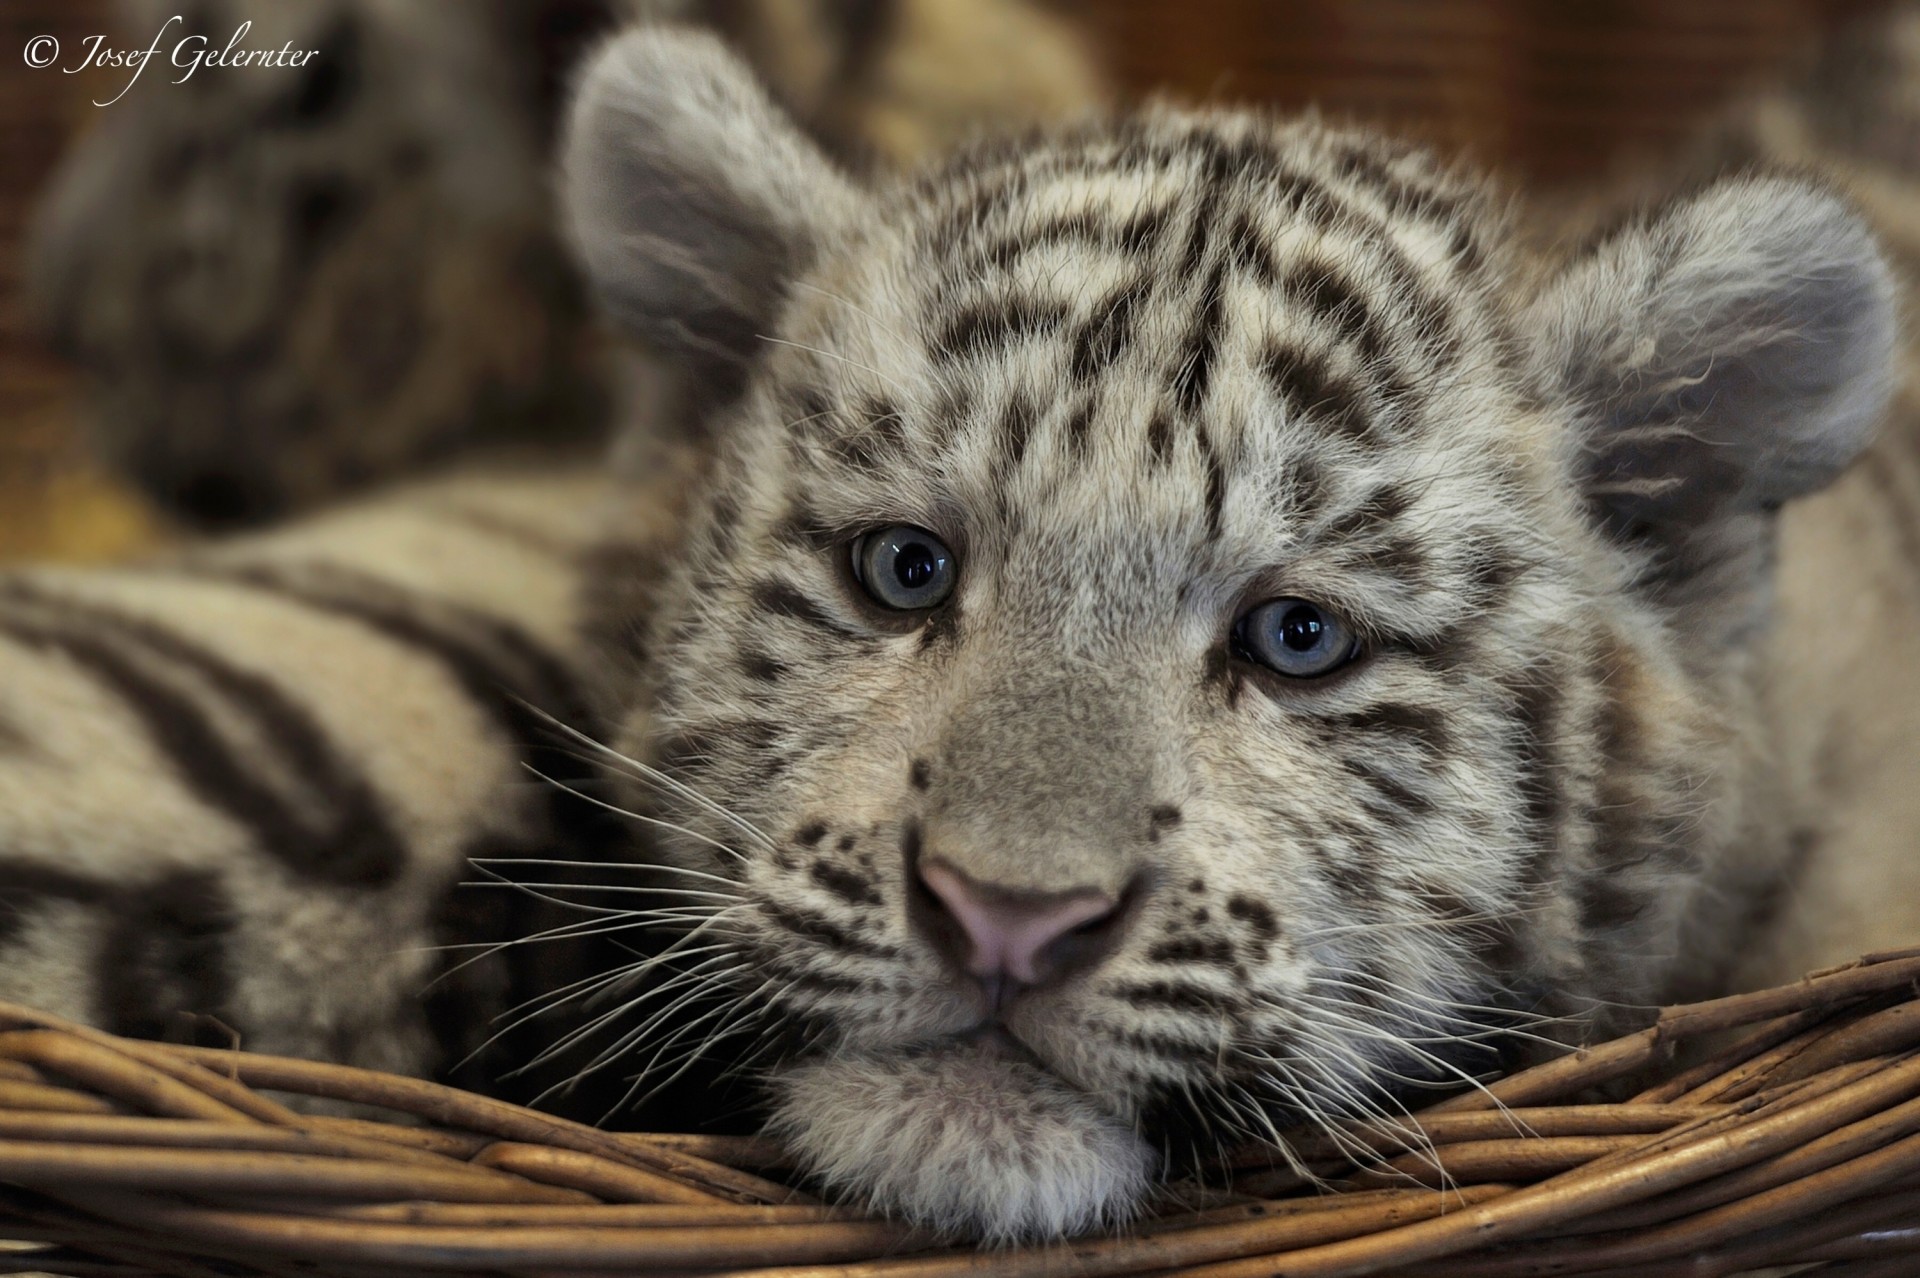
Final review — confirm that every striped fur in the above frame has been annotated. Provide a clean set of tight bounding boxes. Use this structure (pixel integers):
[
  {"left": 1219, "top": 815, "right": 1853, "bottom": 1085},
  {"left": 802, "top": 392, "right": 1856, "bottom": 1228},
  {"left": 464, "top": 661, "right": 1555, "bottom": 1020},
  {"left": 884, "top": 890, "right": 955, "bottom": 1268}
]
[
  {"left": 0, "top": 466, "right": 646, "bottom": 1103},
  {"left": 562, "top": 29, "right": 1898, "bottom": 1239}
]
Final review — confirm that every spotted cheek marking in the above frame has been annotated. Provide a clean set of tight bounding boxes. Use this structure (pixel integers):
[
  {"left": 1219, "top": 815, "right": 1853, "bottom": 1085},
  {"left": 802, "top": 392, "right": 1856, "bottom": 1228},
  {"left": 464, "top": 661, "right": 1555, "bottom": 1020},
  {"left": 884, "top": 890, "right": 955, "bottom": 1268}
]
[{"left": 810, "top": 859, "right": 882, "bottom": 908}]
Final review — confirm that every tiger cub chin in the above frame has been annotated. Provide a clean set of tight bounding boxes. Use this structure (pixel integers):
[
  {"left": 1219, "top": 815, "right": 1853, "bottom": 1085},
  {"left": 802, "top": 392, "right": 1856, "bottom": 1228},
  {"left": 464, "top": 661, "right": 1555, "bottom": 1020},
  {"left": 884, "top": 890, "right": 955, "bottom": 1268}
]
[{"left": 560, "top": 28, "right": 1899, "bottom": 1240}]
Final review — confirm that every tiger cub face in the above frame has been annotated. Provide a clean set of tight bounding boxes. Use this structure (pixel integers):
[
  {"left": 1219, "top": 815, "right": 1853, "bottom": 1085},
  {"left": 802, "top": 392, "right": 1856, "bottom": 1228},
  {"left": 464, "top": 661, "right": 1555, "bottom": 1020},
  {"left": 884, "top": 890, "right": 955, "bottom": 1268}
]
[{"left": 562, "top": 30, "right": 1895, "bottom": 1239}]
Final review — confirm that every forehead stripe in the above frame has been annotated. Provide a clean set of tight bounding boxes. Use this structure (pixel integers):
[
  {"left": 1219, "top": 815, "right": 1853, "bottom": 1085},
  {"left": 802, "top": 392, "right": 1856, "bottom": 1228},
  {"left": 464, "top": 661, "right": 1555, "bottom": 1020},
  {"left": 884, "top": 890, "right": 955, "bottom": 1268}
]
[
  {"left": 1172, "top": 257, "right": 1229, "bottom": 417},
  {"left": 1069, "top": 276, "right": 1150, "bottom": 383},
  {"left": 1261, "top": 341, "right": 1372, "bottom": 441},
  {"left": 936, "top": 297, "right": 1070, "bottom": 362}
]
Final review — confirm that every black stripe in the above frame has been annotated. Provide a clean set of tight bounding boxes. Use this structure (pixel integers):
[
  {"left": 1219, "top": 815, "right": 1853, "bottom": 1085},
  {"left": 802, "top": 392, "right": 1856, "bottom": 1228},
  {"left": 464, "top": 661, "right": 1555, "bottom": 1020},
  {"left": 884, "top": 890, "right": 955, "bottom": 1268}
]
[
  {"left": 739, "top": 651, "right": 789, "bottom": 683},
  {"left": 982, "top": 210, "right": 1101, "bottom": 272},
  {"left": 1118, "top": 203, "right": 1174, "bottom": 255},
  {"left": 1226, "top": 895, "right": 1279, "bottom": 939},
  {"left": 758, "top": 958, "right": 866, "bottom": 995},
  {"left": 979, "top": 202, "right": 1173, "bottom": 276},
  {"left": 1319, "top": 485, "right": 1413, "bottom": 543},
  {"left": 935, "top": 298, "right": 1069, "bottom": 360},
  {"left": 1226, "top": 210, "right": 1281, "bottom": 288},
  {"left": 1173, "top": 137, "right": 1233, "bottom": 279},
  {"left": 1278, "top": 255, "right": 1430, "bottom": 426},
  {"left": 1171, "top": 258, "right": 1228, "bottom": 418},
  {"left": 96, "top": 871, "right": 234, "bottom": 1044},
  {"left": 1063, "top": 398, "right": 1096, "bottom": 458},
  {"left": 1069, "top": 277, "right": 1146, "bottom": 382},
  {"left": 1329, "top": 702, "right": 1452, "bottom": 756},
  {"left": 1283, "top": 259, "right": 1389, "bottom": 363},
  {"left": 1344, "top": 223, "right": 1461, "bottom": 368},
  {"left": 1464, "top": 540, "right": 1525, "bottom": 611},
  {"left": 749, "top": 579, "right": 861, "bottom": 639},
  {"left": 758, "top": 901, "right": 899, "bottom": 959},
  {"left": 1196, "top": 422, "right": 1228, "bottom": 544},
  {"left": 1328, "top": 137, "right": 1477, "bottom": 233},
  {"left": 999, "top": 394, "right": 1037, "bottom": 475},
  {"left": 1146, "top": 412, "right": 1176, "bottom": 467},
  {"left": 1121, "top": 1026, "right": 1218, "bottom": 1061},
  {"left": 1359, "top": 535, "right": 1428, "bottom": 579},
  {"left": 1116, "top": 980, "right": 1229, "bottom": 1014},
  {"left": 810, "top": 862, "right": 881, "bottom": 907},
  {"left": 1147, "top": 937, "right": 1236, "bottom": 967},
  {"left": 1509, "top": 673, "right": 1566, "bottom": 875},
  {"left": 1261, "top": 341, "right": 1372, "bottom": 440},
  {"left": 0, "top": 595, "right": 404, "bottom": 888},
  {"left": 1345, "top": 757, "right": 1435, "bottom": 819}
]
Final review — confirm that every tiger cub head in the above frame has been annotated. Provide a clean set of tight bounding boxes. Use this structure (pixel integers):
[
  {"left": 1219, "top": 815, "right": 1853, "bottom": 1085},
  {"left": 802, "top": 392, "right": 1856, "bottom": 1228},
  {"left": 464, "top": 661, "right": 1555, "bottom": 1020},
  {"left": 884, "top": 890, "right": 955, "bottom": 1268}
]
[{"left": 562, "top": 28, "right": 1895, "bottom": 1240}]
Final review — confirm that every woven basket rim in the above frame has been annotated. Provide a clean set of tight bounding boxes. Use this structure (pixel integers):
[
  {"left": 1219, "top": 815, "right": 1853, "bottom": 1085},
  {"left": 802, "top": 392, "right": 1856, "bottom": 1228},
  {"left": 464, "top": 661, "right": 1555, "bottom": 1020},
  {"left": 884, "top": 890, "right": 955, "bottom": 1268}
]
[{"left": 0, "top": 947, "right": 1917, "bottom": 1276}]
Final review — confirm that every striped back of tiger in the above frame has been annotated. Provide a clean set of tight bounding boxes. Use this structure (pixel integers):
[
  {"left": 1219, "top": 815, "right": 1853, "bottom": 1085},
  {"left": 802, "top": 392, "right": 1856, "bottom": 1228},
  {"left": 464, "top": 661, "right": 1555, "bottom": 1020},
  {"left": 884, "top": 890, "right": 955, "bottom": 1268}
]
[{"left": 0, "top": 464, "right": 684, "bottom": 1112}]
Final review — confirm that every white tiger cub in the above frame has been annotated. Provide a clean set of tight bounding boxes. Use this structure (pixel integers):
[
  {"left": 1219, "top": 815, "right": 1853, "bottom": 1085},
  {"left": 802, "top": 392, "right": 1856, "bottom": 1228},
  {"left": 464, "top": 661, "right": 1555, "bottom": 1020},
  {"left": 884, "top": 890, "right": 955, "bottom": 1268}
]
[
  {"left": 561, "top": 29, "right": 1903, "bottom": 1239},
  {"left": 0, "top": 463, "right": 655, "bottom": 1100}
]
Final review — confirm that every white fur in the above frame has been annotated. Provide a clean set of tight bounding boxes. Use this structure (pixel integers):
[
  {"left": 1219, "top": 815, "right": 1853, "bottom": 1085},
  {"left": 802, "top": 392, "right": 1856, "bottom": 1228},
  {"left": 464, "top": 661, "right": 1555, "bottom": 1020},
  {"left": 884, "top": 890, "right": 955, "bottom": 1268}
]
[{"left": 770, "top": 1045, "right": 1156, "bottom": 1242}]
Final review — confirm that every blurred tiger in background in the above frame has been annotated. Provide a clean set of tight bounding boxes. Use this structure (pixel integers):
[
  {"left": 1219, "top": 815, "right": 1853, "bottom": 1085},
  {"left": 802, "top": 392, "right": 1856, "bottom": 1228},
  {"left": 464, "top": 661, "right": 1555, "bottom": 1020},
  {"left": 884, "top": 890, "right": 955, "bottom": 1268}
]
[{"left": 27, "top": 0, "right": 1107, "bottom": 531}]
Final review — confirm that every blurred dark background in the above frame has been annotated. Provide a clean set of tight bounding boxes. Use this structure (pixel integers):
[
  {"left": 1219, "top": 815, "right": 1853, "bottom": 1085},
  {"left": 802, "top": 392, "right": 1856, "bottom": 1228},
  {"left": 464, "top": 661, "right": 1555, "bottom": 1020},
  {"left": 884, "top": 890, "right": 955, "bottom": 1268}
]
[{"left": 0, "top": 0, "right": 1893, "bottom": 559}]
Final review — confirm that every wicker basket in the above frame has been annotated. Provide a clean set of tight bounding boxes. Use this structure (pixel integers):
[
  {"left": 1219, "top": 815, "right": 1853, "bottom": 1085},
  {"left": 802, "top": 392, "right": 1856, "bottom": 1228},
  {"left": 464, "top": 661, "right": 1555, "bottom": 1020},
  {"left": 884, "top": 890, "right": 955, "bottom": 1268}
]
[{"left": 1, "top": 949, "right": 1918, "bottom": 1276}]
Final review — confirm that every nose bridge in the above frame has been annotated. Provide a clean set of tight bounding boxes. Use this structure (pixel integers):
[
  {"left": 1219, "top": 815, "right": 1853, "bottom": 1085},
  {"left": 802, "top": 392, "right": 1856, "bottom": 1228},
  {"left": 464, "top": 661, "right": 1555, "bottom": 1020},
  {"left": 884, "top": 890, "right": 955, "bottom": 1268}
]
[{"left": 926, "top": 652, "right": 1165, "bottom": 895}]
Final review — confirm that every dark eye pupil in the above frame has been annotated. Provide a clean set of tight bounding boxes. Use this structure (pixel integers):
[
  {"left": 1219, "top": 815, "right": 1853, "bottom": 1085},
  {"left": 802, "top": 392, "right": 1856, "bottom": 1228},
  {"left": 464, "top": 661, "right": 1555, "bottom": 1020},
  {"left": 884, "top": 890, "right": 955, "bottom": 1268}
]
[
  {"left": 1280, "top": 606, "right": 1324, "bottom": 651},
  {"left": 894, "top": 543, "right": 937, "bottom": 589}
]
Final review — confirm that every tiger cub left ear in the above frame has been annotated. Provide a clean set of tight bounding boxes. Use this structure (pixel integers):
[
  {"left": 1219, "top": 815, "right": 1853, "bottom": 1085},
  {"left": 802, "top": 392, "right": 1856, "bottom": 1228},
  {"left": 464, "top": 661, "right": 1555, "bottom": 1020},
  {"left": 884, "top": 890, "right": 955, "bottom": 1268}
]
[{"left": 1529, "top": 175, "right": 1896, "bottom": 541}]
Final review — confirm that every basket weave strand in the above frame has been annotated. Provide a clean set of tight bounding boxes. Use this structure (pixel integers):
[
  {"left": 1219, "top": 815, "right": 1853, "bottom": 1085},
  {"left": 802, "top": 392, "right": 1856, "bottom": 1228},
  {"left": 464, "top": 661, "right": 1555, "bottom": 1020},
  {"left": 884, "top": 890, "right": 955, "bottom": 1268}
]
[{"left": 0, "top": 948, "right": 1913, "bottom": 1275}]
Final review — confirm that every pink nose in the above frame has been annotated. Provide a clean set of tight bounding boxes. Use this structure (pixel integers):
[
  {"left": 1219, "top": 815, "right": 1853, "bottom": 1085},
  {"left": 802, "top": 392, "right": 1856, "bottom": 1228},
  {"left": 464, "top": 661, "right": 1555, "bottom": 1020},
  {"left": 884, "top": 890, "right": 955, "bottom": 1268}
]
[{"left": 917, "top": 861, "right": 1121, "bottom": 986}]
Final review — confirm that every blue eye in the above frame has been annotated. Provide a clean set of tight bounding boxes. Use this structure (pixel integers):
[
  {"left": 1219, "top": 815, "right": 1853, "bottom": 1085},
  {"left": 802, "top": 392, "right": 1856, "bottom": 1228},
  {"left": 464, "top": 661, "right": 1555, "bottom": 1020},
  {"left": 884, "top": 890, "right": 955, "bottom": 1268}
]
[
  {"left": 853, "top": 526, "right": 957, "bottom": 611},
  {"left": 1235, "top": 599, "right": 1360, "bottom": 678}
]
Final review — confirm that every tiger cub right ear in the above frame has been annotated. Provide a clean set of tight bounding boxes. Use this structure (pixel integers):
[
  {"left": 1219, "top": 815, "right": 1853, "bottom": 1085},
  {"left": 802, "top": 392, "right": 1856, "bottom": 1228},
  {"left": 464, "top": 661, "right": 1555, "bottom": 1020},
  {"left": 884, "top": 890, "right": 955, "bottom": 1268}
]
[
  {"left": 1528, "top": 175, "right": 1895, "bottom": 537},
  {"left": 560, "top": 27, "right": 866, "bottom": 394}
]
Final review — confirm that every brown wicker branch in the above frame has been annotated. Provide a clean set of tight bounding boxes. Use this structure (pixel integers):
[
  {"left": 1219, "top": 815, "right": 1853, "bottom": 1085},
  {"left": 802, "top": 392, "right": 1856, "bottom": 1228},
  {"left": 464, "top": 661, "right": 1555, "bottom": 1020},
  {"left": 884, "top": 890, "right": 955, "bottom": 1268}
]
[{"left": 0, "top": 946, "right": 1914, "bottom": 1275}]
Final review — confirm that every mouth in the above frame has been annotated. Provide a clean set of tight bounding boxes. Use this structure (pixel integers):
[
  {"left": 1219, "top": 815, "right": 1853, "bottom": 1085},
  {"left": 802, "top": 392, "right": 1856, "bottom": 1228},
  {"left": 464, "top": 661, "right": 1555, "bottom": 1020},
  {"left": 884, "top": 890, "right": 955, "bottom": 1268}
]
[
  {"left": 766, "top": 1031, "right": 1156, "bottom": 1242},
  {"left": 953, "top": 1019, "right": 1046, "bottom": 1065}
]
